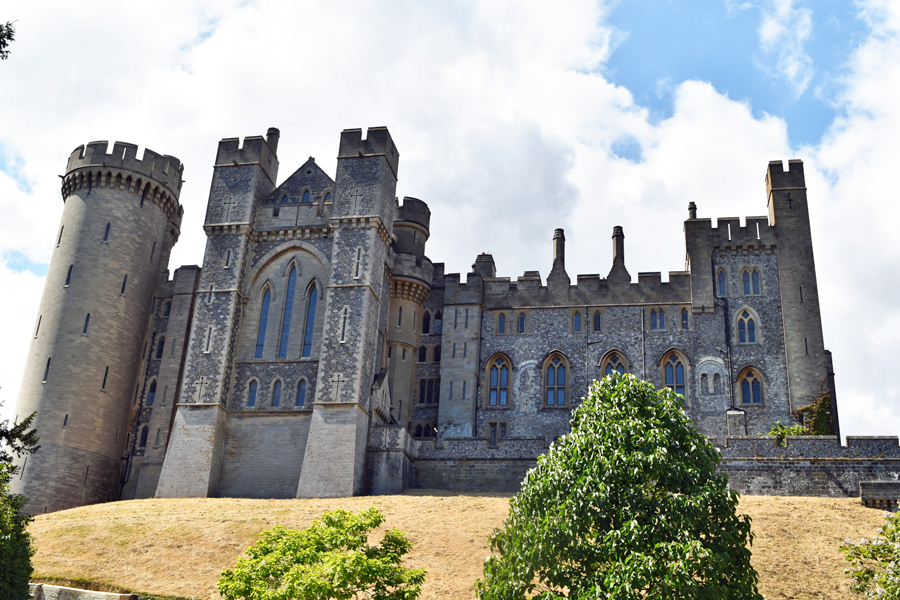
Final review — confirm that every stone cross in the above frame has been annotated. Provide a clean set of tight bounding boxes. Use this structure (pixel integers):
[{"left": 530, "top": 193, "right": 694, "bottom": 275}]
[
  {"left": 222, "top": 199, "right": 236, "bottom": 222},
  {"left": 350, "top": 189, "right": 364, "bottom": 215},
  {"left": 194, "top": 376, "right": 209, "bottom": 402},
  {"left": 330, "top": 373, "right": 345, "bottom": 402}
]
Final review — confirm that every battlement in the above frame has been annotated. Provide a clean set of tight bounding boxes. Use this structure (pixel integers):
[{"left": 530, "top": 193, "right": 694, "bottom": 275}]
[
  {"left": 215, "top": 130, "right": 279, "bottom": 183},
  {"left": 766, "top": 159, "right": 805, "bottom": 192},
  {"left": 395, "top": 196, "right": 430, "bottom": 231},
  {"left": 66, "top": 141, "right": 184, "bottom": 199},
  {"left": 720, "top": 435, "right": 900, "bottom": 459},
  {"left": 338, "top": 127, "right": 400, "bottom": 176}
]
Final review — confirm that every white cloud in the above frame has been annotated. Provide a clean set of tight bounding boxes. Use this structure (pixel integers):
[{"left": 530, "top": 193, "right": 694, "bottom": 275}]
[
  {"left": 0, "top": 0, "right": 898, "bottom": 446},
  {"left": 757, "top": 0, "right": 815, "bottom": 96}
]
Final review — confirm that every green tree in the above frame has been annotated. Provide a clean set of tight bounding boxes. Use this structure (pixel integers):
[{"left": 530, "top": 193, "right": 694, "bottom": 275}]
[
  {"left": 0, "top": 407, "right": 40, "bottom": 468},
  {"left": 0, "top": 463, "right": 35, "bottom": 600},
  {"left": 217, "top": 506, "right": 426, "bottom": 600},
  {"left": 477, "top": 374, "right": 762, "bottom": 599},
  {"left": 842, "top": 511, "right": 900, "bottom": 599},
  {"left": 0, "top": 21, "right": 15, "bottom": 60}
]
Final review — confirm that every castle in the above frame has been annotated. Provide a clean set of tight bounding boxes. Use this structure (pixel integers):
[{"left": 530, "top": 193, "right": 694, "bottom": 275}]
[{"left": 11, "top": 126, "right": 848, "bottom": 513}]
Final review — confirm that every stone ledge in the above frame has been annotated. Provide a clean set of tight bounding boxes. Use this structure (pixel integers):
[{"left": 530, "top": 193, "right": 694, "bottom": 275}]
[{"left": 30, "top": 583, "right": 137, "bottom": 600}]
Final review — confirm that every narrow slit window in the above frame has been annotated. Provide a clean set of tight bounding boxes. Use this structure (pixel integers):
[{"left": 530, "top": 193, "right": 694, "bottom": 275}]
[
  {"left": 573, "top": 312, "right": 581, "bottom": 332},
  {"left": 463, "top": 309, "right": 467, "bottom": 329},
  {"left": 752, "top": 269, "right": 761, "bottom": 295},
  {"left": 519, "top": 313, "right": 526, "bottom": 333},
  {"left": 178, "top": 299, "right": 184, "bottom": 314},
  {"left": 156, "top": 337, "right": 166, "bottom": 359},
  {"left": 57, "top": 225, "right": 64, "bottom": 246},
  {"left": 170, "top": 338, "right": 176, "bottom": 358},
  {"left": 140, "top": 184, "right": 149, "bottom": 206},
  {"left": 133, "top": 383, "right": 139, "bottom": 405},
  {"left": 162, "top": 386, "right": 168, "bottom": 405},
  {"left": 454, "top": 309, "right": 458, "bottom": 329},
  {"left": 150, "top": 241, "right": 156, "bottom": 262},
  {"left": 205, "top": 326, "right": 213, "bottom": 353},
  {"left": 83, "top": 314, "right": 90, "bottom": 335},
  {"left": 397, "top": 306, "right": 403, "bottom": 327},
  {"left": 272, "top": 380, "right": 282, "bottom": 407},
  {"left": 155, "top": 429, "right": 161, "bottom": 446},
  {"left": 248, "top": 380, "right": 258, "bottom": 407},
  {"left": 65, "top": 265, "right": 73, "bottom": 286},
  {"left": 101, "top": 366, "right": 109, "bottom": 390},
  {"left": 87, "top": 173, "right": 92, "bottom": 196},
  {"left": 717, "top": 270, "right": 727, "bottom": 297},
  {"left": 593, "top": 311, "right": 601, "bottom": 332},
  {"left": 422, "top": 312, "right": 430, "bottom": 334},
  {"left": 207, "top": 285, "right": 214, "bottom": 304},
  {"left": 225, "top": 249, "right": 232, "bottom": 267},
  {"left": 434, "top": 311, "right": 442, "bottom": 334},
  {"left": 354, "top": 248, "right": 362, "bottom": 278},
  {"left": 63, "top": 415, "right": 68, "bottom": 428},
  {"left": 681, "top": 308, "right": 689, "bottom": 330},
  {"left": 278, "top": 267, "right": 297, "bottom": 358},
  {"left": 255, "top": 289, "right": 271, "bottom": 358},
  {"left": 103, "top": 223, "right": 110, "bottom": 242},
  {"left": 742, "top": 270, "right": 751, "bottom": 295},
  {"left": 34, "top": 315, "right": 41, "bottom": 338},
  {"left": 340, "top": 307, "right": 349, "bottom": 342},
  {"left": 418, "top": 347, "right": 427, "bottom": 362},
  {"left": 650, "top": 310, "right": 658, "bottom": 330},
  {"left": 163, "top": 302, "right": 171, "bottom": 317},
  {"left": 42, "top": 357, "right": 51, "bottom": 383},
  {"left": 302, "top": 284, "right": 318, "bottom": 358},
  {"left": 121, "top": 274, "right": 127, "bottom": 294},
  {"left": 139, "top": 427, "right": 148, "bottom": 447},
  {"left": 296, "top": 380, "right": 307, "bottom": 407},
  {"left": 498, "top": 313, "right": 505, "bottom": 334},
  {"left": 433, "top": 345, "right": 441, "bottom": 363},
  {"left": 147, "top": 380, "right": 156, "bottom": 405}
]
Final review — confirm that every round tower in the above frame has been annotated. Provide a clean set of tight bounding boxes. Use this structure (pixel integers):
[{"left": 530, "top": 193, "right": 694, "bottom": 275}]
[
  {"left": 387, "top": 197, "right": 432, "bottom": 426},
  {"left": 11, "top": 140, "right": 184, "bottom": 513}
]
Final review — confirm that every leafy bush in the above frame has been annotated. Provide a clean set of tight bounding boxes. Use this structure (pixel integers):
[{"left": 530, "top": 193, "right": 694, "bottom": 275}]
[
  {"left": 793, "top": 392, "right": 835, "bottom": 436},
  {"left": 0, "top": 462, "right": 35, "bottom": 600},
  {"left": 841, "top": 511, "right": 900, "bottom": 599},
  {"left": 217, "top": 506, "right": 426, "bottom": 600},
  {"left": 476, "top": 374, "right": 762, "bottom": 599},
  {"left": 765, "top": 421, "right": 809, "bottom": 446}
]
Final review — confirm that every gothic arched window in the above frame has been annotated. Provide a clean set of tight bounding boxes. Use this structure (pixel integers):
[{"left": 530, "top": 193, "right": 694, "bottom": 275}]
[
  {"left": 573, "top": 312, "right": 581, "bottom": 332},
  {"left": 418, "top": 346, "right": 427, "bottom": 362},
  {"left": 651, "top": 309, "right": 666, "bottom": 330},
  {"left": 255, "top": 288, "right": 271, "bottom": 359},
  {"left": 738, "top": 310, "right": 757, "bottom": 344},
  {"left": 433, "top": 311, "right": 442, "bottom": 334},
  {"left": 156, "top": 337, "right": 165, "bottom": 359},
  {"left": 742, "top": 268, "right": 762, "bottom": 295},
  {"left": 544, "top": 354, "right": 568, "bottom": 407},
  {"left": 717, "top": 270, "right": 727, "bottom": 297},
  {"left": 302, "top": 190, "right": 311, "bottom": 203},
  {"left": 247, "top": 380, "right": 258, "bottom": 408},
  {"left": 278, "top": 266, "right": 297, "bottom": 358},
  {"left": 422, "top": 311, "right": 431, "bottom": 334},
  {"left": 681, "top": 308, "right": 689, "bottom": 330},
  {"left": 272, "top": 380, "right": 282, "bottom": 407},
  {"left": 603, "top": 353, "right": 626, "bottom": 376},
  {"left": 663, "top": 352, "right": 686, "bottom": 403},
  {"left": 163, "top": 301, "right": 171, "bottom": 317},
  {"left": 487, "top": 356, "right": 510, "bottom": 407},
  {"left": 498, "top": 313, "right": 505, "bottom": 334},
  {"left": 147, "top": 380, "right": 156, "bottom": 406},
  {"left": 296, "top": 379, "right": 307, "bottom": 407},
  {"left": 302, "top": 284, "right": 318, "bottom": 358},
  {"left": 593, "top": 311, "right": 602, "bottom": 332},
  {"left": 518, "top": 313, "right": 526, "bottom": 333},
  {"left": 740, "top": 369, "right": 763, "bottom": 405}
]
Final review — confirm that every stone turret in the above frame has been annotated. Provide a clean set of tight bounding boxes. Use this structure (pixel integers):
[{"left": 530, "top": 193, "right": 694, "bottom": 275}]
[{"left": 12, "top": 141, "right": 184, "bottom": 513}]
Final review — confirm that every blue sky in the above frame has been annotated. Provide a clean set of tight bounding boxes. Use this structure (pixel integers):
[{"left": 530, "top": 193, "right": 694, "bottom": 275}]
[
  {"left": 1, "top": 0, "right": 899, "bottom": 443},
  {"left": 605, "top": 0, "right": 866, "bottom": 147}
]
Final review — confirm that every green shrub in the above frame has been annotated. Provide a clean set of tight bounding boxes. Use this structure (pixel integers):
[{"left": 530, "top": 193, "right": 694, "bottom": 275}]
[
  {"left": 0, "top": 462, "right": 35, "bottom": 600},
  {"left": 476, "top": 374, "right": 762, "bottom": 599},
  {"left": 765, "top": 421, "right": 809, "bottom": 446},
  {"left": 217, "top": 506, "right": 425, "bottom": 600},
  {"left": 841, "top": 511, "right": 900, "bottom": 598}
]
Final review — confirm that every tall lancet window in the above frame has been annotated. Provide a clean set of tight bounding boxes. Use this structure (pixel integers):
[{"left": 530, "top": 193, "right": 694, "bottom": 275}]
[
  {"left": 255, "top": 288, "right": 271, "bottom": 359},
  {"left": 302, "top": 284, "right": 318, "bottom": 358},
  {"left": 278, "top": 267, "right": 297, "bottom": 358}
]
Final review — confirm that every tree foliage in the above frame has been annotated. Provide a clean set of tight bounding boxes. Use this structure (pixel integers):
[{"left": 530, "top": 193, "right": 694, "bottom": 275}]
[
  {"left": 217, "top": 506, "right": 426, "bottom": 600},
  {"left": 0, "top": 21, "right": 15, "bottom": 60},
  {"left": 792, "top": 392, "right": 835, "bottom": 436},
  {"left": 477, "top": 374, "right": 762, "bottom": 599},
  {"left": 842, "top": 511, "right": 900, "bottom": 599},
  {"left": 765, "top": 421, "right": 809, "bottom": 446},
  {"left": 0, "top": 463, "right": 35, "bottom": 600},
  {"left": 0, "top": 407, "right": 40, "bottom": 468}
]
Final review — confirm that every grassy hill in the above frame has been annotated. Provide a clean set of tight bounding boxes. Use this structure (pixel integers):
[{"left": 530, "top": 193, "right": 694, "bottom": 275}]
[{"left": 29, "top": 491, "right": 883, "bottom": 599}]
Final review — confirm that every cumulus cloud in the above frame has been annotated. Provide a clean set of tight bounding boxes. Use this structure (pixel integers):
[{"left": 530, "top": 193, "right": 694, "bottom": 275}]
[
  {"left": 757, "top": 0, "right": 815, "bottom": 96},
  {"left": 0, "top": 0, "right": 898, "bottom": 444}
]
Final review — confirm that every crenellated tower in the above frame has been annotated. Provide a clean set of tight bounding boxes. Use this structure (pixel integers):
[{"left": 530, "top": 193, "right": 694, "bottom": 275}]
[
  {"left": 155, "top": 129, "right": 280, "bottom": 498},
  {"left": 296, "top": 127, "right": 400, "bottom": 498},
  {"left": 12, "top": 141, "right": 184, "bottom": 513}
]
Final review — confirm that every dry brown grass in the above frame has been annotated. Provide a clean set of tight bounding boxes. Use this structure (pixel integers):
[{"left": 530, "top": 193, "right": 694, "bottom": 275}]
[{"left": 29, "top": 492, "right": 886, "bottom": 599}]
